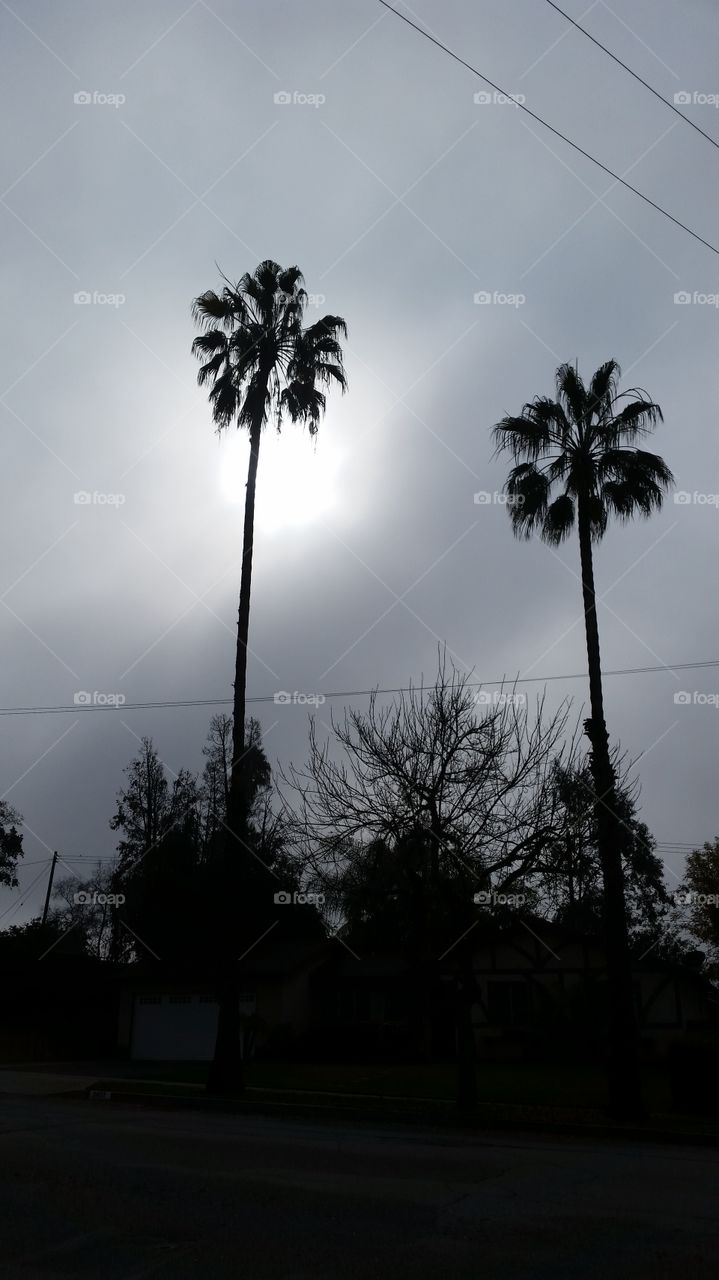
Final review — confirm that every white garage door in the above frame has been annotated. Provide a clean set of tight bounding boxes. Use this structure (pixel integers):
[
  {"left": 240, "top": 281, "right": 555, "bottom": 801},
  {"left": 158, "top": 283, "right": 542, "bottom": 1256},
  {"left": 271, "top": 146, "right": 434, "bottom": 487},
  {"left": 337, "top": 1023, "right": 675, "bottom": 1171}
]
[{"left": 131, "top": 993, "right": 219, "bottom": 1061}]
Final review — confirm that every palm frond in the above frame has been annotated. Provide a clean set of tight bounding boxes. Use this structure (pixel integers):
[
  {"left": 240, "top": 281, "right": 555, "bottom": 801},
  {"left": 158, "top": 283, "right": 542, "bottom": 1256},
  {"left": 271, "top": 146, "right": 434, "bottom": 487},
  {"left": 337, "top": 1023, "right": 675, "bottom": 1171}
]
[
  {"left": 191, "top": 290, "right": 240, "bottom": 331},
  {"left": 556, "top": 362, "right": 586, "bottom": 427},
  {"left": 586, "top": 359, "right": 620, "bottom": 418},
  {"left": 208, "top": 375, "right": 240, "bottom": 430},
  {"left": 280, "top": 381, "right": 327, "bottom": 432},
  {"left": 600, "top": 448, "right": 674, "bottom": 521},
  {"left": 602, "top": 397, "right": 663, "bottom": 447},
  {"left": 541, "top": 493, "right": 576, "bottom": 544},
  {"left": 193, "top": 263, "right": 347, "bottom": 441},
  {"left": 195, "top": 350, "right": 227, "bottom": 388},
  {"left": 277, "top": 265, "right": 305, "bottom": 295},
  {"left": 492, "top": 358, "right": 670, "bottom": 551},
  {"left": 191, "top": 330, "right": 228, "bottom": 358},
  {"left": 503, "top": 463, "right": 551, "bottom": 538},
  {"left": 492, "top": 405, "right": 562, "bottom": 462},
  {"left": 306, "top": 315, "right": 349, "bottom": 342}
]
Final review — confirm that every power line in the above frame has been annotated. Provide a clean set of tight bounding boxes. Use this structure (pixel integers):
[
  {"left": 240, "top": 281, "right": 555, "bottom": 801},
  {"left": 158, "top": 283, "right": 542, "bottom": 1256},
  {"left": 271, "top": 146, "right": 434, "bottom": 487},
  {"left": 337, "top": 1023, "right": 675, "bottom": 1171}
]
[
  {"left": 542, "top": 0, "right": 719, "bottom": 154},
  {"left": 1, "top": 657, "right": 718, "bottom": 717},
  {"left": 376, "top": 0, "right": 719, "bottom": 258},
  {"left": 7, "top": 842, "right": 701, "bottom": 903},
  {"left": 655, "top": 841, "right": 706, "bottom": 848},
  {"left": 0, "top": 698, "right": 234, "bottom": 717},
  {"left": 0, "top": 861, "right": 51, "bottom": 923}
]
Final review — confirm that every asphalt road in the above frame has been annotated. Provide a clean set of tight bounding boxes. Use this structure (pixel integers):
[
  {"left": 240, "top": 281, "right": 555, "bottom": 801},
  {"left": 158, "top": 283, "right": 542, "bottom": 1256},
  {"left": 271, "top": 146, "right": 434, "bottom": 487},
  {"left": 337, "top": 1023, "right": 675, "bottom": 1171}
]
[{"left": 0, "top": 1096, "right": 717, "bottom": 1278}]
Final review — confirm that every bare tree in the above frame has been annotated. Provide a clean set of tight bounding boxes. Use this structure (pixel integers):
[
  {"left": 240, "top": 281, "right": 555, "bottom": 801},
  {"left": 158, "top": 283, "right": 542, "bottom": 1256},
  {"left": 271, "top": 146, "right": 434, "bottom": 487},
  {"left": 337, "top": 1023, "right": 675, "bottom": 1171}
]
[
  {"left": 281, "top": 655, "right": 578, "bottom": 1110},
  {"left": 51, "top": 860, "right": 121, "bottom": 959}
]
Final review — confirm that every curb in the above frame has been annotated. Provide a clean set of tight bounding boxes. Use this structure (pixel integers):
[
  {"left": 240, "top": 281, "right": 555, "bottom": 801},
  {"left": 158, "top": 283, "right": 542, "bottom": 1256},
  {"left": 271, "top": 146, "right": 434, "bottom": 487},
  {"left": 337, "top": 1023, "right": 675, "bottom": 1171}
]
[{"left": 84, "top": 1087, "right": 719, "bottom": 1147}]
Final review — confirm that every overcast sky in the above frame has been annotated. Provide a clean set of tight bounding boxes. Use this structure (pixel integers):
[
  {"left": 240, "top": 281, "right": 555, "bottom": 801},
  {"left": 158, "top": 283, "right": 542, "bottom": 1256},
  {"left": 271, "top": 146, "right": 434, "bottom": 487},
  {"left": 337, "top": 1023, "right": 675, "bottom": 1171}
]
[{"left": 2, "top": 0, "right": 718, "bottom": 926}]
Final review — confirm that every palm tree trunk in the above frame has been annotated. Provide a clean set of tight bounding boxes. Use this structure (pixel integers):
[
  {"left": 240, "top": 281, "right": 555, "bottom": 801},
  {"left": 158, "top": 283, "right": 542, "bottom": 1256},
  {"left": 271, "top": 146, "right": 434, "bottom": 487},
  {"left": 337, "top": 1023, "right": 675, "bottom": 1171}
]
[
  {"left": 230, "top": 415, "right": 263, "bottom": 817},
  {"left": 206, "top": 416, "right": 263, "bottom": 1097},
  {"left": 577, "top": 502, "right": 642, "bottom": 1119}
]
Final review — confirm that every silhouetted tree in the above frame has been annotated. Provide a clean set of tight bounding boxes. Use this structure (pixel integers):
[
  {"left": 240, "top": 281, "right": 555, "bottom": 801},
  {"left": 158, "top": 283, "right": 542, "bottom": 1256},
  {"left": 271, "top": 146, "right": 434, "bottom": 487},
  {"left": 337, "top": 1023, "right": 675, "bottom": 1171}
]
[
  {"left": 191, "top": 264, "right": 347, "bottom": 826},
  {"left": 0, "top": 801, "right": 24, "bottom": 889},
  {"left": 192, "top": 260, "right": 347, "bottom": 1094},
  {"left": 493, "top": 358, "right": 673, "bottom": 1119},
  {"left": 678, "top": 838, "right": 719, "bottom": 975},
  {"left": 199, "top": 713, "right": 279, "bottom": 861},
  {"left": 51, "top": 861, "right": 119, "bottom": 959},
  {"left": 110, "top": 737, "right": 176, "bottom": 871},
  {"left": 103, "top": 722, "right": 314, "bottom": 976},
  {"left": 0, "top": 917, "right": 81, "bottom": 962},
  {"left": 283, "top": 656, "right": 578, "bottom": 1112},
  {"left": 109, "top": 737, "right": 204, "bottom": 961},
  {"left": 199, "top": 713, "right": 232, "bottom": 858},
  {"left": 533, "top": 756, "right": 670, "bottom": 935}
]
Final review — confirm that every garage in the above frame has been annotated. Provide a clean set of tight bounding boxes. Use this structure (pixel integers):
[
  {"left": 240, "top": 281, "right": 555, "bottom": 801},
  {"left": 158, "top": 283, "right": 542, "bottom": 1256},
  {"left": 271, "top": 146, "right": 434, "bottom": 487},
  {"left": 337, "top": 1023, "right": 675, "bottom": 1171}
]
[
  {"left": 130, "top": 992, "right": 219, "bottom": 1060},
  {"left": 129, "top": 990, "right": 259, "bottom": 1060}
]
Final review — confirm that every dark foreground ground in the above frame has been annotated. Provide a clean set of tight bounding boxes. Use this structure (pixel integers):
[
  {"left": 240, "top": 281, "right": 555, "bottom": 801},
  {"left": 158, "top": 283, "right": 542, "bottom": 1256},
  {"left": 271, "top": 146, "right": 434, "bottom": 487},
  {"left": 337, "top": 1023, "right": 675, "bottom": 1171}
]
[{"left": 0, "top": 1094, "right": 717, "bottom": 1279}]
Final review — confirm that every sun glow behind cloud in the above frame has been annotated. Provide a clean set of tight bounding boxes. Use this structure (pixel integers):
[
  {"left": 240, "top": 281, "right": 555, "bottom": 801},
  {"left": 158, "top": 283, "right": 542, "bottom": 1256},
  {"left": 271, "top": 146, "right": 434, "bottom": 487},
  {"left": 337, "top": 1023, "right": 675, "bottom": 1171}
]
[{"left": 218, "top": 427, "right": 341, "bottom": 533}]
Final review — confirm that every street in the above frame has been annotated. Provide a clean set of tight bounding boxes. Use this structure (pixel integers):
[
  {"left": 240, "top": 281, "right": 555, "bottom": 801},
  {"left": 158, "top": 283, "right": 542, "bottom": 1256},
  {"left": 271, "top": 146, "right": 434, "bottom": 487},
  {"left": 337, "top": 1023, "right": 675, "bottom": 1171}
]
[{"left": 0, "top": 1095, "right": 716, "bottom": 1277}]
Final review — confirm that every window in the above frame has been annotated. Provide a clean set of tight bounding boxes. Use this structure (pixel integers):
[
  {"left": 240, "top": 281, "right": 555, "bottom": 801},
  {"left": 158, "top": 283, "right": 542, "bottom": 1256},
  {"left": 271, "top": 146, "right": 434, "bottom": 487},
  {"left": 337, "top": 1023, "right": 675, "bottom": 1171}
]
[
  {"left": 138, "top": 994, "right": 162, "bottom": 1005},
  {"left": 168, "top": 994, "right": 192, "bottom": 1004},
  {"left": 199, "top": 994, "right": 215, "bottom": 1004}
]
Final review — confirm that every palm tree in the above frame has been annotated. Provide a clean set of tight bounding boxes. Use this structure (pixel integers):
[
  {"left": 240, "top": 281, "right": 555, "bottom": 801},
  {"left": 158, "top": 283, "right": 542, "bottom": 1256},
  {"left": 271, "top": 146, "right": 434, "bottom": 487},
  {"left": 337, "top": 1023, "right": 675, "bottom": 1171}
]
[
  {"left": 192, "top": 261, "right": 347, "bottom": 1092},
  {"left": 492, "top": 359, "right": 673, "bottom": 1119}
]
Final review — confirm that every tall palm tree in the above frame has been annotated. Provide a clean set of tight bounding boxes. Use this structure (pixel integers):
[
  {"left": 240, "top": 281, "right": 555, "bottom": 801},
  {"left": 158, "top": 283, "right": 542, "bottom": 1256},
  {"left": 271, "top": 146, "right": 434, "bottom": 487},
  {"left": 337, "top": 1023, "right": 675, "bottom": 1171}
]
[
  {"left": 192, "top": 261, "right": 347, "bottom": 1092},
  {"left": 492, "top": 359, "right": 673, "bottom": 1119}
]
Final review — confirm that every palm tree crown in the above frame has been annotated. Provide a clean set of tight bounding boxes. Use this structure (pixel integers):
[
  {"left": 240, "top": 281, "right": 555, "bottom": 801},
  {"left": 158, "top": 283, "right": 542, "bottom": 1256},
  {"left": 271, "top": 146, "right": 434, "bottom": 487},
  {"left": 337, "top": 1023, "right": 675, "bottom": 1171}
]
[
  {"left": 192, "top": 259, "right": 348, "bottom": 436},
  {"left": 492, "top": 360, "right": 673, "bottom": 543}
]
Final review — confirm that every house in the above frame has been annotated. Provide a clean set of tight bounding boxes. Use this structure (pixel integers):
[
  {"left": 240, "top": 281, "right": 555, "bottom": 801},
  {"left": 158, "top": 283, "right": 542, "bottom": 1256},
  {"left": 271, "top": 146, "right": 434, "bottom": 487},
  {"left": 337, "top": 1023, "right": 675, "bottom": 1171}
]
[
  {"left": 115, "top": 922, "right": 716, "bottom": 1064},
  {"left": 117, "top": 939, "right": 328, "bottom": 1061},
  {"left": 465, "top": 922, "right": 713, "bottom": 1057},
  {"left": 308, "top": 922, "right": 716, "bottom": 1060}
]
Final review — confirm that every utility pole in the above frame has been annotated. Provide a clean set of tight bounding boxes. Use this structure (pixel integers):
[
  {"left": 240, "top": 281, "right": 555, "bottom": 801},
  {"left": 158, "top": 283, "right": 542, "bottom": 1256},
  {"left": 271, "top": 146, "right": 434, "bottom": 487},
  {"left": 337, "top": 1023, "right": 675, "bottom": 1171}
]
[{"left": 41, "top": 851, "right": 58, "bottom": 926}]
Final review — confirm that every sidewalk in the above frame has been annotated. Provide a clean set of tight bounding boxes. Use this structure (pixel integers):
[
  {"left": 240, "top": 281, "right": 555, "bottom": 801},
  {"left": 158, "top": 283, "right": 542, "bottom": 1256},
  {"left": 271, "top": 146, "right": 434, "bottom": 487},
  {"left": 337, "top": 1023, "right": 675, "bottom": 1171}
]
[
  {"left": 84, "top": 1077, "right": 719, "bottom": 1147},
  {"left": 4, "top": 1061, "right": 719, "bottom": 1147},
  {"left": 0, "top": 1068, "right": 93, "bottom": 1096}
]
